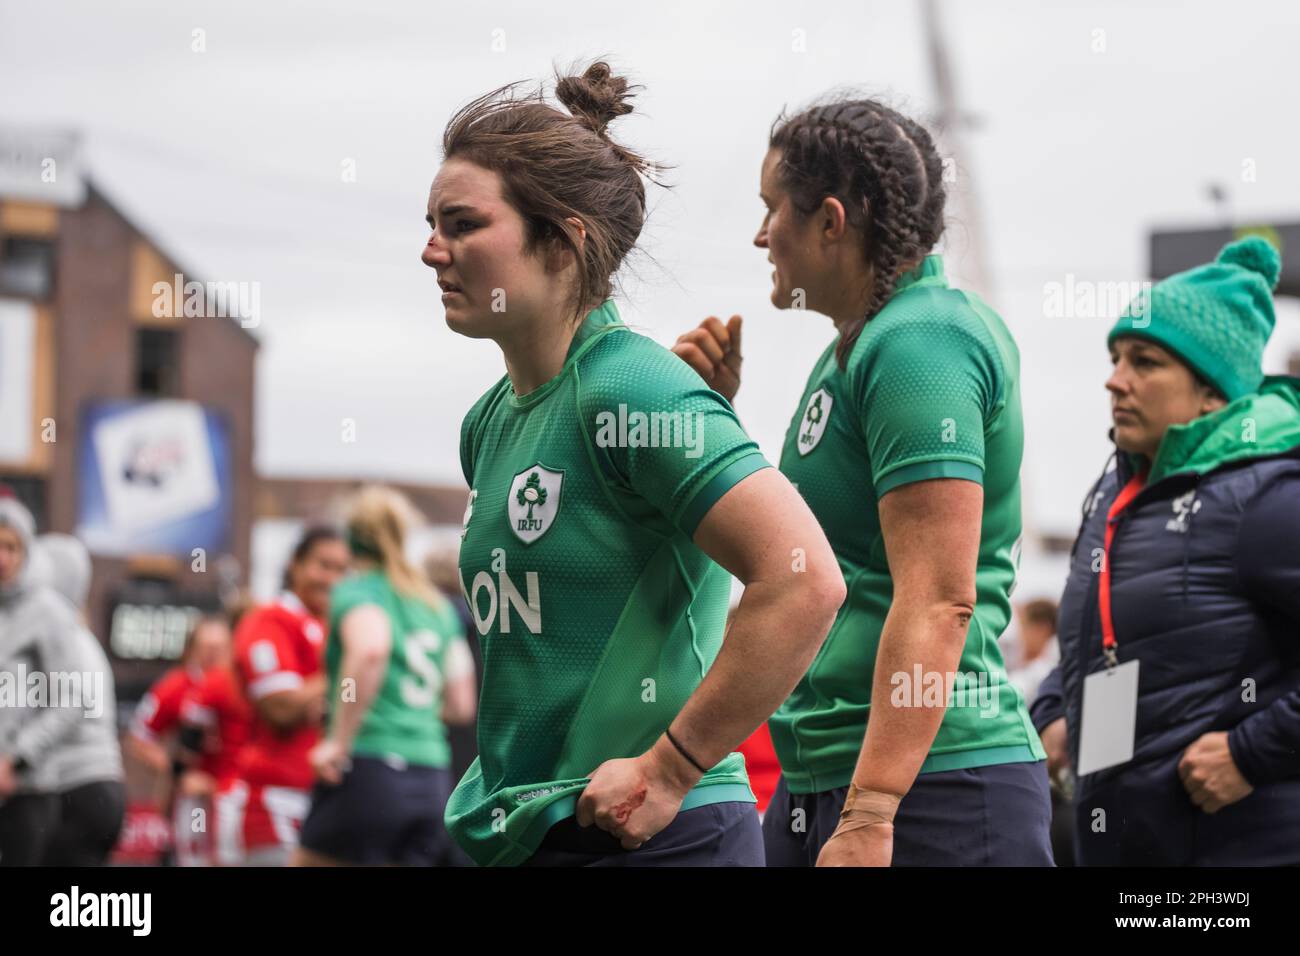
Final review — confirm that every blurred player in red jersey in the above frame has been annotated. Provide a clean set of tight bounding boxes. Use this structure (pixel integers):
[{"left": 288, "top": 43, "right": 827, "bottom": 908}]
[
  {"left": 221, "top": 527, "right": 347, "bottom": 866},
  {"left": 178, "top": 653, "right": 253, "bottom": 865},
  {"left": 125, "top": 615, "right": 232, "bottom": 865}
]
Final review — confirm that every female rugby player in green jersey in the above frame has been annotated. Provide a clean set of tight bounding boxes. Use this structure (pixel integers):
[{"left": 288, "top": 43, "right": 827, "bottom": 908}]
[
  {"left": 295, "top": 486, "right": 477, "bottom": 866},
  {"left": 675, "top": 97, "right": 1052, "bottom": 866},
  {"left": 421, "top": 62, "right": 845, "bottom": 867}
]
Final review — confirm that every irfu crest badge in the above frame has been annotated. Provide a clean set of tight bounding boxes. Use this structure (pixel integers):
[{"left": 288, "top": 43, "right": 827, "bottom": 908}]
[
  {"left": 507, "top": 464, "right": 564, "bottom": 544},
  {"left": 797, "top": 388, "right": 833, "bottom": 456}
]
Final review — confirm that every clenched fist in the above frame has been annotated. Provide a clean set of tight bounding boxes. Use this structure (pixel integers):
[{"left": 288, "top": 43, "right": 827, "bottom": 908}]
[{"left": 672, "top": 315, "right": 743, "bottom": 402}]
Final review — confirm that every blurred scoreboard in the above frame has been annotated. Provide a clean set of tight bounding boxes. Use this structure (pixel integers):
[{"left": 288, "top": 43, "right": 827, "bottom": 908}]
[
  {"left": 1151, "top": 223, "right": 1296, "bottom": 296},
  {"left": 105, "top": 577, "right": 221, "bottom": 701},
  {"left": 108, "top": 600, "right": 202, "bottom": 662}
]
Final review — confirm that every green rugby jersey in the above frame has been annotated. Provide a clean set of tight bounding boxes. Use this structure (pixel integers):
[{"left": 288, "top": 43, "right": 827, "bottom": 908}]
[
  {"left": 773, "top": 255, "right": 1045, "bottom": 794},
  {"left": 326, "top": 569, "right": 469, "bottom": 768},
  {"left": 447, "top": 299, "right": 770, "bottom": 866}
]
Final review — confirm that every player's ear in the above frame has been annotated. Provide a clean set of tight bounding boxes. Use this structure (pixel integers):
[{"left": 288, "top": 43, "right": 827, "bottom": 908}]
[
  {"left": 544, "top": 217, "right": 587, "bottom": 274},
  {"left": 819, "top": 196, "right": 849, "bottom": 242},
  {"left": 563, "top": 216, "right": 588, "bottom": 252}
]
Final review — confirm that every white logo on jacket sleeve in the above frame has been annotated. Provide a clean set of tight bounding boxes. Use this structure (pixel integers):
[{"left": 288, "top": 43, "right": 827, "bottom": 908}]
[
  {"left": 507, "top": 464, "right": 564, "bottom": 544},
  {"left": 797, "top": 388, "right": 833, "bottom": 456}
]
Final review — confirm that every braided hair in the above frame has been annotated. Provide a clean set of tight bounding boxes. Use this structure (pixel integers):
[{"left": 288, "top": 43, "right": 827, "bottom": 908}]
[{"left": 770, "top": 98, "right": 946, "bottom": 368}]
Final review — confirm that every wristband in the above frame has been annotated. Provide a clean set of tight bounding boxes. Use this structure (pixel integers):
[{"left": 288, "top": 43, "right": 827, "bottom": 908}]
[{"left": 665, "top": 728, "right": 708, "bottom": 775}]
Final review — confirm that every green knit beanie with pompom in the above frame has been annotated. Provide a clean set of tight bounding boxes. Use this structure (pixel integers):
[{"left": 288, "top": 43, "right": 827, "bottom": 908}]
[{"left": 1108, "top": 235, "right": 1281, "bottom": 400}]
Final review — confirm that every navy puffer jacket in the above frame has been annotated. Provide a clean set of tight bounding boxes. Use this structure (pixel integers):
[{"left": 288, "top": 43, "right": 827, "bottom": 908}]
[{"left": 1033, "top": 378, "right": 1300, "bottom": 865}]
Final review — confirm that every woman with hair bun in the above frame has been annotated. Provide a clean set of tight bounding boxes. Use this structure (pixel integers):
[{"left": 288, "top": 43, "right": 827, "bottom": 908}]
[
  {"left": 295, "top": 486, "right": 477, "bottom": 866},
  {"left": 675, "top": 96, "right": 1052, "bottom": 866},
  {"left": 423, "top": 61, "right": 845, "bottom": 867}
]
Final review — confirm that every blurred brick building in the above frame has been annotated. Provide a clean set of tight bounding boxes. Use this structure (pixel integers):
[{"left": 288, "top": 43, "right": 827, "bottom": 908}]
[{"left": 0, "top": 127, "right": 257, "bottom": 700}]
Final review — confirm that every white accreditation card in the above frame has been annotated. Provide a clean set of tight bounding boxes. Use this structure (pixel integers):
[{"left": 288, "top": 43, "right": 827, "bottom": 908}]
[{"left": 1076, "top": 659, "right": 1140, "bottom": 776}]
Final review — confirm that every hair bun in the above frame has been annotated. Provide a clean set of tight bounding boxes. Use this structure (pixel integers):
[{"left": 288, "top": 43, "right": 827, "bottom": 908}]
[
  {"left": 556, "top": 61, "right": 635, "bottom": 136},
  {"left": 1218, "top": 235, "right": 1282, "bottom": 290}
]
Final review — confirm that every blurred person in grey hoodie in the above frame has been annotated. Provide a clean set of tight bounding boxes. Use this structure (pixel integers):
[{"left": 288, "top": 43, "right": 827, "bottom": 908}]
[
  {"left": 32, "top": 533, "right": 126, "bottom": 866},
  {"left": 0, "top": 495, "right": 85, "bottom": 865}
]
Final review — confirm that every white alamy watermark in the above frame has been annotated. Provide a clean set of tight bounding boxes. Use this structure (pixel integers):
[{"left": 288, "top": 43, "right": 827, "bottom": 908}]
[
  {"left": 889, "top": 664, "right": 1003, "bottom": 718},
  {"left": 594, "top": 404, "right": 705, "bottom": 459},
  {"left": 0, "top": 666, "right": 104, "bottom": 718},
  {"left": 1042, "top": 274, "right": 1151, "bottom": 326},
  {"left": 50, "top": 886, "right": 151, "bottom": 936},
  {"left": 152, "top": 273, "right": 260, "bottom": 328}
]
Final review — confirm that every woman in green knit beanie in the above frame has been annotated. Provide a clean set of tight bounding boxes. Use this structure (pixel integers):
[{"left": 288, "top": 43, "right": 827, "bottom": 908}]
[
  {"left": 1033, "top": 235, "right": 1300, "bottom": 865},
  {"left": 1104, "top": 235, "right": 1283, "bottom": 467}
]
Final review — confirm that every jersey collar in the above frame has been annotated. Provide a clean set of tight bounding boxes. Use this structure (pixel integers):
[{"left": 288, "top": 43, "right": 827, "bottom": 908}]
[
  {"left": 510, "top": 299, "right": 626, "bottom": 409},
  {"left": 565, "top": 299, "right": 623, "bottom": 360},
  {"left": 277, "top": 589, "right": 308, "bottom": 615},
  {"left": 893, "top": 254, "right": 947, "bottom": 293}
]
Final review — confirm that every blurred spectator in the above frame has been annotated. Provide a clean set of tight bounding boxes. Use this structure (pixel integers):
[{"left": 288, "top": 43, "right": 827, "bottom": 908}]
[
  {"left": 1005, "top": 598, "right": 1060, "bottom": 706},
  {"left": 0, "top": 498, "right": 94, "bottom": 865},
  {"left": 295, "top": 486, "right": 476, "bottom": 866},
  {"left": 176, "top": 637, "right": 253, "bottom": 867},
  {"left": 221, "top": 526, "right": 346, "bottom": 865},
  {"left": 124, "top": 613, "right": 231, "bottom": 865},
  {"left": 33, "top": 534, "right": 127, "bottom": 866}
]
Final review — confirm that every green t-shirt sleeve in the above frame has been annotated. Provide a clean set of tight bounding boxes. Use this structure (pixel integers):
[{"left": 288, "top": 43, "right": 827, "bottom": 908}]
[
  {"left": 329, "top": 575, "right": 387, "bottom": 633},
  {"left": 853, "top": 311, "right": 1001, "bottom": 496},
  {"left": 578, "top": 337, "right": 770, "bottom": 537}
]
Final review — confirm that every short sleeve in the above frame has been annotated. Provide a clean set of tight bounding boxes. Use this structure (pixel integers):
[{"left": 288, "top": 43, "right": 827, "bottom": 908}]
[
  {"left": 578, "top": 338, "right": 770, "bottom": 537},
  {"left": 329, "top": 575, "right": 387, "bottom": 635},
  {"left": 131, "top": 690, "right": 165, "bottom": 740},
  {"left": 853, "top": 312, "right": 1000, "bottom": 496},
  {"left": 236, "top": 614, "right": 302, "bottom": 700}
]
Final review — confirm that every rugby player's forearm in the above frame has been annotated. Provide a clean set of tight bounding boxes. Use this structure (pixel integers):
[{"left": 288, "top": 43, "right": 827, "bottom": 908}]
[
  {"left": 656, "top": 575, "right": 838, "bottom": 788},
  {"left": 849, "top": 598, "right": 970, "bottom": 797},
  {"left": 328, "top": 649, "right": 386, "bottom": 751},
  {"left": 259, "top": 676, "right": 324, "bottom": 730}
]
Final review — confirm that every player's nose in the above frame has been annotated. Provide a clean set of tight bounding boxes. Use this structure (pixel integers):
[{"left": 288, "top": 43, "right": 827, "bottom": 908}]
[{"left": 422, "top": 231, "right": 450, "bottom": 268}]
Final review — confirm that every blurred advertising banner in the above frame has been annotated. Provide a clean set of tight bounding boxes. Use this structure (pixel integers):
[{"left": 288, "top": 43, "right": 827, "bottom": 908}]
[{"left": 77, "top": 399, "right": 232, "bottom": 557}]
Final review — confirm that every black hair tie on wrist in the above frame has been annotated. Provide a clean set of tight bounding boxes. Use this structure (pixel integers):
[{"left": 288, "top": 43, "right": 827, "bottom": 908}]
[{"left": 665, "top": 727, "right": 708, "bottom": 775}]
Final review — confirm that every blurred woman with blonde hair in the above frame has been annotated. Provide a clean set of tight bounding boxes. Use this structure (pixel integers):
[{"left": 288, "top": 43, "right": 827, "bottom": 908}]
[{"left": 294, "top": 486, "right": 476, "bottom": 866}]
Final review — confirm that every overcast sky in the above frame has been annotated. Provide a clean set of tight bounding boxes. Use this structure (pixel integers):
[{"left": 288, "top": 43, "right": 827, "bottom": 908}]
[{"left": 4, "top": 0, "right": 1298, "bottom": 541}]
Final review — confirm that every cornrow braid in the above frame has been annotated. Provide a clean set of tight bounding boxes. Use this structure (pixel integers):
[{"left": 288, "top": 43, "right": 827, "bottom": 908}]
[
  {"left": 770, "top": 98, "right": 946, "bottom": 368},
  {"left": 882, "top": 109, "right": 947, "bottom": 250}
]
